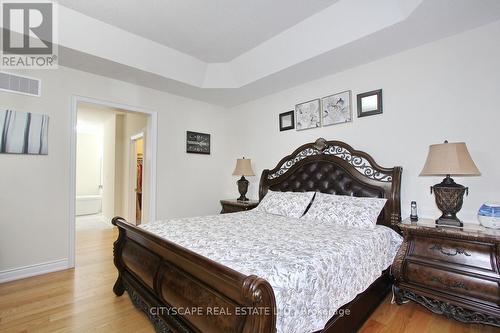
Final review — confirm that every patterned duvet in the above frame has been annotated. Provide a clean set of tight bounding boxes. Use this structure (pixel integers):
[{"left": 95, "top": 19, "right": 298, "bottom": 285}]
[{"left": 141, "top": 211, "right": 402, "bottom": 333}]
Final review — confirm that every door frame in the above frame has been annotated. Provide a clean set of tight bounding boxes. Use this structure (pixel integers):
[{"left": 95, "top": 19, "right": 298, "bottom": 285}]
[
  {"left": 69, "top": 95, "right": 158, "bottom": 268},
  {"left": 128, "top": 131, "right": 145, "bottom": 225}
]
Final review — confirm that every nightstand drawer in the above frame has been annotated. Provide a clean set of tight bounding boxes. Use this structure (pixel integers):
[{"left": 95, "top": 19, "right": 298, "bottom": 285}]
[
  {"left": 410, "top": 236, "right": 494, "bottom": 271},
  {"left": 222, "top": 204, "right": 247, "bottom": 213},
  {"left": 406, "top": 262, "right": 500, "bottom": 304},
  {"left": 220, "top": 199, "right": 259, "bottom": 214}
]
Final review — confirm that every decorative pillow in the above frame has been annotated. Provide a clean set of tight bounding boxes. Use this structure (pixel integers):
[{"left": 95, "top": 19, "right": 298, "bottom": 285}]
[
  {"left": 302, "top": 192, "right": 387, "bottom": 228},
  {"left": 256, "top": 190, "right": 315, "bottom": 218}
]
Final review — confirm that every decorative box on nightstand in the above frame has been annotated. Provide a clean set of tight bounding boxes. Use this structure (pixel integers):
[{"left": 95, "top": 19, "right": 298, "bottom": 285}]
[
  {"left": 220, "top": 199, "right": 259, "bottom": 214},
  {"left": 393, "top": 218, "right": 500, "bottom": 327}
]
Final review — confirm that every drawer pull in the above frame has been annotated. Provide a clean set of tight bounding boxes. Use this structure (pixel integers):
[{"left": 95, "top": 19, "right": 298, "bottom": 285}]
[
  {"left": 429, "top": 244, "right": 471, "bottom": 257},
  {"left": 430, "top": 276, "right": 469, "bottom": 290}
]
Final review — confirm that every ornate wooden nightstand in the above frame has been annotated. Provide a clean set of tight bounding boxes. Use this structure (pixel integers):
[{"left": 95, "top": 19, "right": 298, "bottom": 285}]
[
  {"left": 220, "top": 199, "right": 259, "bottom": 214},
  {"left": 393, "top": 218, "right": 500, "bottom": 327}
]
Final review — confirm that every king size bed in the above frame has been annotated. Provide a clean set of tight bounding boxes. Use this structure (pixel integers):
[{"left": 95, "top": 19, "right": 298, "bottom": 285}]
[{"left": 112, "top": 138, "right": 403, "bottom": 333}]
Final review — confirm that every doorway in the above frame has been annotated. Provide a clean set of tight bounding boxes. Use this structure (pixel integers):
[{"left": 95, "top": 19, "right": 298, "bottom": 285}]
[
  {"left": 69, "top": 96, "right": 157, "bottom": 267},
  {"left": 130, "top": 133, "right": 144, "bottom": 225}
]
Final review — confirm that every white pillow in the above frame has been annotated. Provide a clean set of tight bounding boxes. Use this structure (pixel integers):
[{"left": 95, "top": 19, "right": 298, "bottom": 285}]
[
  {"left": 256, "top": 190, "right": 315, "bottom": 218},
  {"left": 302, "top": 192, "right": 387, "bottom": 229}
]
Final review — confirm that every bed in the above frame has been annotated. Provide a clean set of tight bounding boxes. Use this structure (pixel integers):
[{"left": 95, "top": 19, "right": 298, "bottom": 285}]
[{"left": 112, "top": 138, "right": 403, "bottom": 333}]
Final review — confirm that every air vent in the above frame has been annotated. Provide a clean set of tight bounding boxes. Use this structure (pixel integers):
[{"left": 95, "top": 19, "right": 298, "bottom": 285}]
[{"left": 0, "top": 72, "right": 41, "bottom": 97}]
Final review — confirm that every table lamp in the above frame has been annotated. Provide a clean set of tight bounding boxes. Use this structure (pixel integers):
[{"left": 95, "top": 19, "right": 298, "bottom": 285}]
[
  {"left": 420, "top": 141, "right": 481, "bottom": 227},
  {"left": 232, "top": 157, "right": 255, "bottom": 201}
]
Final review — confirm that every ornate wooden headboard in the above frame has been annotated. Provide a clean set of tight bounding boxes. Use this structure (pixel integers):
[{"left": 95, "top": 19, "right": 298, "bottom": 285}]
[{"left": 259, "top": 138, "right": 403, "bottom": 232}]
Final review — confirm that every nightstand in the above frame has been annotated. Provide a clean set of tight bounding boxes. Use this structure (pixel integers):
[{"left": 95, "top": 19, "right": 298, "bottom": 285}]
[
  {"left": 220, "top": 199, "right": 259, "bottom": 214},
  {"left": 393, "top": 218, "right": 500, "bottom": 327}
]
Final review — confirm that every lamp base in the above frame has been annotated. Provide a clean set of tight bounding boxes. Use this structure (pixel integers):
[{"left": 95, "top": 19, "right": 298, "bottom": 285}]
[
  {"left": 431, "top": 175, "right": 467, "bottom": 228},
  {"left": 237, "top": 176, "right": 249, "bottom": 202},
  {"left": 436, "top": 217, "right": 463, "bottom": 228}
]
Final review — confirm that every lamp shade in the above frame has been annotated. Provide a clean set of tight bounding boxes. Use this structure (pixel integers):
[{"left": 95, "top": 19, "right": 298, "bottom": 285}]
[
  {"left": 420, "top": 142, "right": 480, "bottom": 176},
  {"left": 232, "top": 158, "right": 255, "bottom": 176}
]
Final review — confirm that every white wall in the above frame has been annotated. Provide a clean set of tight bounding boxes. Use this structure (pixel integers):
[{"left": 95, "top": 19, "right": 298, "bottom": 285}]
[
  {"left": 0, "top": 66, "right": 229, "bottom": 280},
  {"left": 224, "top": 21, "right": 500, "bottom": 223},
  {"left": 102, "top": 114, "right": 116, "bottom": 220},
  {"left": 76, "top": 132, "right": 102, "bottom": 196}
]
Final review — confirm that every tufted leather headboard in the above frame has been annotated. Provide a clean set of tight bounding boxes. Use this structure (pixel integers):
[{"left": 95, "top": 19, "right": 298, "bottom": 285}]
[{"left": 259, "top": 138, "right": 403, "bottom": 233}]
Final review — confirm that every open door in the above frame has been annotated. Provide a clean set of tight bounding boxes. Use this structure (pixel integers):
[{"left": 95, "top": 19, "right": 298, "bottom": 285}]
[{"left": 129, "top": 133, "right": 145, "bottom": 225}]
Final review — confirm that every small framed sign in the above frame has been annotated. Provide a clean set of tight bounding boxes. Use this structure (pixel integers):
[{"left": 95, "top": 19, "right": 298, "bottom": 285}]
[
  {"left": 186, "top": 131, "right": 210, "bottom": 154},
  {"left": 357, "top": 89, "right": 383, "bottom": 118},
  {"left": 279, "top": 110, "right": 295, "bottom": 131}
]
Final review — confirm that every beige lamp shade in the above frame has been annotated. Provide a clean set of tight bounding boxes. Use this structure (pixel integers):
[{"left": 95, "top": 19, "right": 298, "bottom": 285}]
[
  {"left": 232, "top": 158, "right": 255, "bottom": 176},
  {"left": 420, "top": 142, "right": 481, "bottom": 176}
]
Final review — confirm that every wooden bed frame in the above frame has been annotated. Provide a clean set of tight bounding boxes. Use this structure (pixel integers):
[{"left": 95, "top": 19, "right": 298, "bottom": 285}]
[{"left": 112, "top": 138, "right": 402, "bottom": 333}]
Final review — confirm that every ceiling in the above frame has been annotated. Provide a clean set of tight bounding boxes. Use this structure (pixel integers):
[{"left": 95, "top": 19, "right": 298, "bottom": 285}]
[
  {"left": 54, "top": 0, "right": 500, "bottom": 107},
  {"left": 57, "top": 0, "right": 339, "bottom": 62}
]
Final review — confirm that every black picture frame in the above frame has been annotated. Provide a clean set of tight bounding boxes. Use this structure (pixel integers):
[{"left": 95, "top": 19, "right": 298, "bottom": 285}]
[
  {"left": 357, "top": 89, "right": 383, "bottom": 118},
  {"left": 186, "top": 131, "right": 210, "bottom": 154},
  {"left": 279, "top": 110, "right": 295, "bottom": 131}
]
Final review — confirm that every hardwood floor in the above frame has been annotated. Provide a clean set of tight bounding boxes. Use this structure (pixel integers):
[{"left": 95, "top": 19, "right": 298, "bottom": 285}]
[
  {"left": 0, "top": 226, "right": 497, "bottom": 333},
  {"left": 0, "top": 226, "right": 151, "bottom": 333}
]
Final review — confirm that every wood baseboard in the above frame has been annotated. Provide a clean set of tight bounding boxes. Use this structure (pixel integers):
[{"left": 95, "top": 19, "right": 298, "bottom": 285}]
[{"left": 0, "top": 258, "right": 69, "bottom": 283}]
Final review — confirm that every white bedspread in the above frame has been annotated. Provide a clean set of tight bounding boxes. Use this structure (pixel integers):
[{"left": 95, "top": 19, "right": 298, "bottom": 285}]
[{"left": 140, "top": 211, "right": 402, "bottom": 333}]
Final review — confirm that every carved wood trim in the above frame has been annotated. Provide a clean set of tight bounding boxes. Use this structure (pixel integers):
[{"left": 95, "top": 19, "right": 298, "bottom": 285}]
[
  {"left": 391, "top": 230, "right": 410, "bottom": 281},
  {"left": 241, "top": 275, "right": 277, "bottom": 333},
  {"left": 429, "top": 244, "right": 471, "bottom": 257},
  {"left": 124, "top": 280, "right": 173, "bottom": 333},
  {"left": 395, "top": 288, "right": 500, "bottom": 327},
  {"left": 112, "top": 217, "right": 126, "bottom": 296},
  {"left": 429, "top": 276, "right": 469, "bottom": 291},
  {"left": 496, "top": 243, "right": 500, "bottom": 274},
  {"left": 267, "top": 138, "right": 393, "bottom": 182}
]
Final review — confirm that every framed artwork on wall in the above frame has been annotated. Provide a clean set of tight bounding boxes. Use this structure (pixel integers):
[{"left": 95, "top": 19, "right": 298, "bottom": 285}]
[
  {"left": 0, "top": 109, "right": 49, "bottom": 155},
  {"left": 321, "top": 90, "right": 352, "bottom": 126},
  {"left": 295, "top": 99, "right": 320, "bottom": 130},
  {"left": 186, "top": 131, "right": 210, "bottom": 154},
  {"left": 357, "top": 89, "right": 383, "bottom": 118},
  {"left": 279, "top": 110, "right": 295, "bottom": 131}
]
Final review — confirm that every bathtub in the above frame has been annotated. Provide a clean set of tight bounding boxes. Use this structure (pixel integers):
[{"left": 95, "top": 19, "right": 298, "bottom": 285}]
[{"left": 76, "top": 194, "right": 102, "bottom": 216}]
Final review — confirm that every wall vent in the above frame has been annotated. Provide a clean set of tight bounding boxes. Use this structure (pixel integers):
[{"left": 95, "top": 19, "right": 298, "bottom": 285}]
[{"left": 0, "top": 72, "right": 41, "bottom": 97}]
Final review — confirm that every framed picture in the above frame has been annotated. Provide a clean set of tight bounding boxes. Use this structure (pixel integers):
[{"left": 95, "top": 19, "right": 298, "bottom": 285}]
[
  {"left": 279, "top": 110, "right": 295, "bottom": 131},
  {"left": 0, "top": 109, "right": 49, "bottom": 155},
  {"left": 357, "top": 89, "right": 383, "bottom": 118},
  {"left": 321, "top": 90, "right": 352, "bottom": 126},
  {"left": 186, "top": 131, "right": 210, "bottom": 154},
  {"left": 295, "top": 99, "right": 320, "bottom": 131}
]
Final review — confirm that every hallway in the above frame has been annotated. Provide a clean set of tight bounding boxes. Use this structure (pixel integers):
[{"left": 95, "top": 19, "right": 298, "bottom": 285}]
[{"left": 76, "top": 214, "right": 113, "bottom": 231}]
